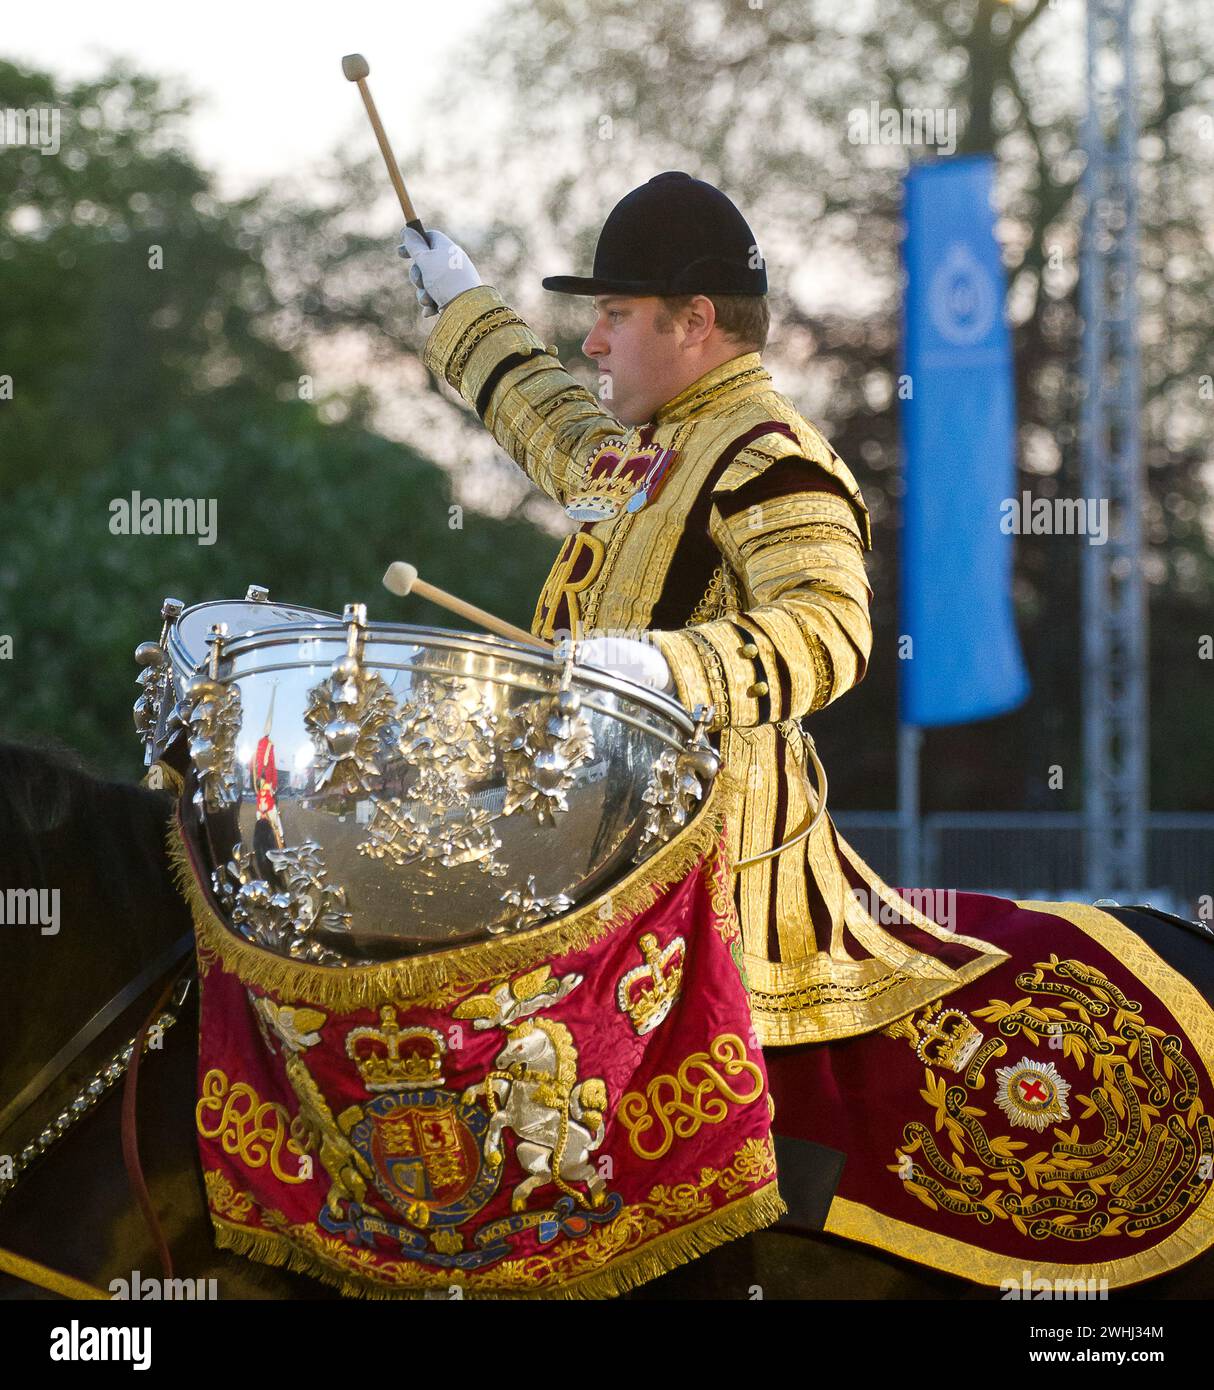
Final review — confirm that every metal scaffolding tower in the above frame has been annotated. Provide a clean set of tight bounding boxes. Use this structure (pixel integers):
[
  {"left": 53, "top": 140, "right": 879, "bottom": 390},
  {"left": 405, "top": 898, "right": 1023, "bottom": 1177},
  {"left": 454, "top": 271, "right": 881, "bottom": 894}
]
[{"left": 1079, "top": 0, "right": 1148, "bottom": 894}]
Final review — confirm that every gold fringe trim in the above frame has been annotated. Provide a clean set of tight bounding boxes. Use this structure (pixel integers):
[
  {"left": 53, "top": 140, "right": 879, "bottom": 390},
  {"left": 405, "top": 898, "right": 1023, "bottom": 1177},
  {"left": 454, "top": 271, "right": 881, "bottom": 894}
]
[
  {"left": 210, "top": 1181, "right": 785, "bottom": 1300},
  {"left": 167, "top": 771, "right": 740, "bottom": 1010},
  {"left": 824, "top": 901, "right": 1214, "bottom": 1288}
]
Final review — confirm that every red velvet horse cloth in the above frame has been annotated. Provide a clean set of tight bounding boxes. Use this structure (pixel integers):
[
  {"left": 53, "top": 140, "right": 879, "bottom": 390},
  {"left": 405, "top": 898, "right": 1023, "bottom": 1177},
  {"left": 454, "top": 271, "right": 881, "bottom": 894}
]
[
  {"left": 766, "top": 892, "right": 1214, "bottom": 1289},
  {"left": 173, "top": 789, "right": 784, "bottom": 1300}
]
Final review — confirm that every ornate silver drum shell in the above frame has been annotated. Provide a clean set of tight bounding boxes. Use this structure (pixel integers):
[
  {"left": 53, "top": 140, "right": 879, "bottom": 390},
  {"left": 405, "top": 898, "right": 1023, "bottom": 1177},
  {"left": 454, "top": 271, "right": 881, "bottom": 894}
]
[
  {"left": 182, "top": 621, "right": 711, "bottom": 961},
  {"left": 136, "top": 597, "right": 342, "bottom": 766}
]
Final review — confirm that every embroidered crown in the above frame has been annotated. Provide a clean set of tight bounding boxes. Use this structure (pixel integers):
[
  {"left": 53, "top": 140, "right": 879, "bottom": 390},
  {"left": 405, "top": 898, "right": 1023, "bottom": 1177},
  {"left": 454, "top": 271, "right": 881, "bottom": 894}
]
[
  {"left": 617, "top": 932, "right": 685, "bottom": 1035},
  {"left": 345, "top": 1006, "right": 446, "bottom": 1091},
  {"left": 565, "top": 440, "right": 677, "bottom": 521},
  {"left": 915, "top": 1006, "right": 984, "bottom": 1073}
]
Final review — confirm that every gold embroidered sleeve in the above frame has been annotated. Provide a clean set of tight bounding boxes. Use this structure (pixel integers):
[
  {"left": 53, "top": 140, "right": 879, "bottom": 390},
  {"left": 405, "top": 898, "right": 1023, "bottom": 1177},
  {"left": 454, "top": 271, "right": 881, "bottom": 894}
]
[
  {"left": 421, "top": 285, "right": 624, "bottom": 507},
  {"left": 651, "top": 485, "right": 873, "bottom": 734}
]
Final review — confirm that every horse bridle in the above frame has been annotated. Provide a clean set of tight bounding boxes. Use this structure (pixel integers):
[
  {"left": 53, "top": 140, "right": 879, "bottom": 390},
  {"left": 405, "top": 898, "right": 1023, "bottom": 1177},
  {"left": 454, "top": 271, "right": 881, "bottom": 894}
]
[{"left": 0, "top": 933, "right": 194, "bottom": 1297}]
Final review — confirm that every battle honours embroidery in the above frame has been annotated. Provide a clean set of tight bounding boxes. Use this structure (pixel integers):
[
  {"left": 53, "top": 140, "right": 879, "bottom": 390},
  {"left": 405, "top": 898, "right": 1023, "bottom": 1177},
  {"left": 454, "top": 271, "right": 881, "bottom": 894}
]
[{"left": 883, "top": 955, "right": 1212, "bottom": 1243}]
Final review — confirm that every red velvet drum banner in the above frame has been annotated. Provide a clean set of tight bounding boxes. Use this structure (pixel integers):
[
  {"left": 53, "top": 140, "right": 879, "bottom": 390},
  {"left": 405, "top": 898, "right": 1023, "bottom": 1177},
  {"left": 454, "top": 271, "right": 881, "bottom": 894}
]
[{"left": 170, "top": 776, "right": 784, "bottom": 1299}]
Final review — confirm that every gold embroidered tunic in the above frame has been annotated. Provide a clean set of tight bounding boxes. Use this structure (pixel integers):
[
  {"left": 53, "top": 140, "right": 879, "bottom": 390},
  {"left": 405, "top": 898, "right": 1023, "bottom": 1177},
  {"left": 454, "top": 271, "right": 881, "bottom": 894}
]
[{"left": 422, "top": 286, "right": 1008, "bottom": 1045}]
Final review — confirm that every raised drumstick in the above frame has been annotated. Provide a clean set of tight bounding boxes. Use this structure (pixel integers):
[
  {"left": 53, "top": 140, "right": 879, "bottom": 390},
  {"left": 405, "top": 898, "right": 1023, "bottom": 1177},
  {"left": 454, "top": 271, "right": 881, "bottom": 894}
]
[
  {"left": 341, "top": 53, "right": 426, "bottom": 237},
  {"left": 383, "top": 562, "right": 551, "bottom": 651}
]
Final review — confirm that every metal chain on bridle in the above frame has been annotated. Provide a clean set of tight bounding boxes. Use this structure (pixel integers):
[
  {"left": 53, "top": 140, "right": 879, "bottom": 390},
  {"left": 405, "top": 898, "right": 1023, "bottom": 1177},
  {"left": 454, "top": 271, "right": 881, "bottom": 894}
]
[{"left": 0, "top": 935, "right": 194, "bottom": 1297}]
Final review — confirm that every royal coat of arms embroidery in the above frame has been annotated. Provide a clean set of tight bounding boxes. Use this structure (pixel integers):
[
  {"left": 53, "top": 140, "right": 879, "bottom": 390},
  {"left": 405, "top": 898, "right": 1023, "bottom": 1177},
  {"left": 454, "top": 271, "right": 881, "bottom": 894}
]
[{"left": 189, "top": 815, "right": 783, "bottom": 1297}]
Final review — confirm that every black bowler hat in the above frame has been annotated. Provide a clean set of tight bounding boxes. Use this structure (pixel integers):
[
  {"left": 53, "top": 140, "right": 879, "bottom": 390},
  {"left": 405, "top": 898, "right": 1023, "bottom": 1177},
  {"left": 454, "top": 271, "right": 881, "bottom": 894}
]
[{"left": 542, "top": 171, "right": 767, "bottom": 297}]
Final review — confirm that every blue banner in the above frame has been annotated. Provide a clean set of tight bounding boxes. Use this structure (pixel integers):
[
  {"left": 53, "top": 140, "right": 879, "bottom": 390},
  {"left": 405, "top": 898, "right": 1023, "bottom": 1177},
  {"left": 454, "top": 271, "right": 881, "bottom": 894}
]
[{"left": 899, "top": 155, "right": 1029, "bottom": 727}]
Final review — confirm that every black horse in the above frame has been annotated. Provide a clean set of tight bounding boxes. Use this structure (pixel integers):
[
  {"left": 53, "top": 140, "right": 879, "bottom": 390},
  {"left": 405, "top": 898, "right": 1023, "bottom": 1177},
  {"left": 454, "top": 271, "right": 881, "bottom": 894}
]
[{"left": 0, "top": 739, "right": 1209, "bottom": 1300}]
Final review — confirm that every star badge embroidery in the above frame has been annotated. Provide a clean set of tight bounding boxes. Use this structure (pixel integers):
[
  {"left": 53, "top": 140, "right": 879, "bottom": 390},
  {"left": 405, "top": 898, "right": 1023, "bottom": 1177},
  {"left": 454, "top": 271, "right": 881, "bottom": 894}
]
[{"left": 993, "top": 1057, "right": 1072, "bottom": 1131}]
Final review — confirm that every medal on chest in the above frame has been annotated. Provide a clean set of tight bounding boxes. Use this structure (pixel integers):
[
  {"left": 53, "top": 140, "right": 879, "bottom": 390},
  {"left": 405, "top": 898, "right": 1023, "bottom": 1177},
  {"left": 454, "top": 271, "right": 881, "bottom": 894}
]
[{"left": 564, "top": 438, "right": 680, "bottom": 522}]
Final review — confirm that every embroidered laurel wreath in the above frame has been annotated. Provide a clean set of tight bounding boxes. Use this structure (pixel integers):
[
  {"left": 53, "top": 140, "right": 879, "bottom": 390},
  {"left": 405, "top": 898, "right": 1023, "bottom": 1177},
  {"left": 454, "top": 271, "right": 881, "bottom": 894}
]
[{"left": 885, "top": 954, "right": 1209, "bottom": 1242}]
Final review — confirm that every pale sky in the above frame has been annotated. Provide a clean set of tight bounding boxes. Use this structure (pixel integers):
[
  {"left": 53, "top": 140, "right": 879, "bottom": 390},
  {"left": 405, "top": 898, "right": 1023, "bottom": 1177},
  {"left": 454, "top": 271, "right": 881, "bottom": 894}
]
[
  {"left": 8, "top": 0, "right": 1209, "bottom": 539},
  {"left": 2, "top": 0, "right": 570, "bottom": 529},
  {"left": 2, "top": 0, "right": 504, "bottom": 197}
]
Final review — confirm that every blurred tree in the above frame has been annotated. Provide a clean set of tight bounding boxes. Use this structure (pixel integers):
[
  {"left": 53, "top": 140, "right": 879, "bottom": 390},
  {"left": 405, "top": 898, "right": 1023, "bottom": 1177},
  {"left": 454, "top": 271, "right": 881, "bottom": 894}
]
[
  {"left": 0, "top": 60, "right": 554, "bottom": 778},
  {"left": 0, "top": 61, "right": 298, "bottom": 486},
  {"left": 296, "top": 0, "right": 1213, "bottom": 812}
]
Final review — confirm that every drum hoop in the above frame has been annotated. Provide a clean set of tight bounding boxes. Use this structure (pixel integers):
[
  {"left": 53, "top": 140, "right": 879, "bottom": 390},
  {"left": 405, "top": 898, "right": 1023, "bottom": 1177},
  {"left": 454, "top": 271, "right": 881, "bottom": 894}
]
[
  {"left": 168, "top": 600, "right": 340, "bottom": 679},
  {"left": 217, "top": 656, "right": 691, "bottom": 755},
  {"left": 203, "top": 621, "right": 697, "bottom": 736},
  {"left": 219, "top": 619, "right": 541, "bottom": 658}
]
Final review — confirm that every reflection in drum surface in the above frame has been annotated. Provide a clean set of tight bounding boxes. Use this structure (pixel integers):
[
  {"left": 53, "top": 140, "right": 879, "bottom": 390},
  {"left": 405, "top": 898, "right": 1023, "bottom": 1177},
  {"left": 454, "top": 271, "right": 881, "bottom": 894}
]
[{"left": 136, "top": 591, "right": 718, "bottom": 964}]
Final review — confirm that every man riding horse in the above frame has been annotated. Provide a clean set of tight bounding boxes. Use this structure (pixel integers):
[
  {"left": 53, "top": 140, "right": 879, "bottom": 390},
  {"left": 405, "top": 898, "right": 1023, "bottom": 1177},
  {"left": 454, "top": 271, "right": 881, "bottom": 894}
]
[
  {"left": 2, "top": 174, "right": 1211, "bottom": 1308},
  {"left": 400, "top": 170, "right": 1009, "bottom": 1049}
]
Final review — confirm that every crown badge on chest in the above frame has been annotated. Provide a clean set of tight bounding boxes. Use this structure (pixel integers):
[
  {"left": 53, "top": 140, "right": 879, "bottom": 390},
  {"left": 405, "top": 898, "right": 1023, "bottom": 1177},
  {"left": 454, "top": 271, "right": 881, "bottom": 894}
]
[{"left": 565, "top": 438, "right": 681, "bottom": 522}]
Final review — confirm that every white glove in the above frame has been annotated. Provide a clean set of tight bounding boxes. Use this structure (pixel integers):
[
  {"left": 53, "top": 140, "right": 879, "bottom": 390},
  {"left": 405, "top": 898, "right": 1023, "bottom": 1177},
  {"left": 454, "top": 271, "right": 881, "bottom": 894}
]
[
  {"left": 577, "top": 636, "right": 674, "bottom": 694},
  {"left": 397, "top": 226, "right": 482, "bottom": 318}
]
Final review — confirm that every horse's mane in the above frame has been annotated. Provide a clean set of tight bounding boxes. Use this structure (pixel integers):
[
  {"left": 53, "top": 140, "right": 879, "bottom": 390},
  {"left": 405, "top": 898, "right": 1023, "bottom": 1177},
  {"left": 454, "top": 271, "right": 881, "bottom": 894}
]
[
  {"left": 0, "top": 733, "right": 152, "bottom": 839},
  {"left": 0, "top": 735, "right": 173, "bottom": 891},
  {"left": 0, "top": 735, "right": 190, "bottom": 1102}
]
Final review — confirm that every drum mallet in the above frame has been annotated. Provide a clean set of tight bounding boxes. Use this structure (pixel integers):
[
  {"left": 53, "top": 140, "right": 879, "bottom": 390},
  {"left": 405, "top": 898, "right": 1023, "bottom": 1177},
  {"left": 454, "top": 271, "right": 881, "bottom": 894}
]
[
  {"left": 384, "top": 562, "right": 552, "bottom": 653},
  {"left": 341, "top": 53, "right": 427, "bottom": 239}
]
